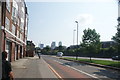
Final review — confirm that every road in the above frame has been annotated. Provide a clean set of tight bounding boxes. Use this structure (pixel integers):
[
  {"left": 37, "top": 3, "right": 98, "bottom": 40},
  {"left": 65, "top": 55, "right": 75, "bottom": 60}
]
[{"left": 42, "top": 55, "right": 120, "bottom": 80}]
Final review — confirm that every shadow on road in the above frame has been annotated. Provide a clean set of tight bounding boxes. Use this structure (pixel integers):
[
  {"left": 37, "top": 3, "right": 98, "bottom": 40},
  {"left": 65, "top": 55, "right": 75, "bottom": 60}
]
[
  {"left": 93, "top": 69, "right": 120, "bottom": 80},
  {"left": 62, "top": 62, "right": 87, "bottom": 66}
]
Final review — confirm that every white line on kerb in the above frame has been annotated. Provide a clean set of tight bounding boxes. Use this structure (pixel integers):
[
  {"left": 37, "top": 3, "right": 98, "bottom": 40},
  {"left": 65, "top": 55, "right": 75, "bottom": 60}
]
[{"left": 54, "top": 60, "right": 101, "bottom": 80}]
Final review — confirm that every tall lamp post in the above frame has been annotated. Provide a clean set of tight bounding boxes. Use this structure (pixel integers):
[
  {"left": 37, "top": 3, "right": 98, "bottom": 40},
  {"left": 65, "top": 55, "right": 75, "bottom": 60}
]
[
  {"left": 73, "top": 29, "right": 76, "bottom": 45},
  {"left": 75, "top": 21, "right": 78, "bottom": 60}
]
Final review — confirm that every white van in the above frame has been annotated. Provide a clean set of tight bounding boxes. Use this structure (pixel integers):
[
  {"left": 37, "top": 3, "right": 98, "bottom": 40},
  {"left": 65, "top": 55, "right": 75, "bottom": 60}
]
[{"left": 57, "top": 52, "right": 63, "bottom": 57}]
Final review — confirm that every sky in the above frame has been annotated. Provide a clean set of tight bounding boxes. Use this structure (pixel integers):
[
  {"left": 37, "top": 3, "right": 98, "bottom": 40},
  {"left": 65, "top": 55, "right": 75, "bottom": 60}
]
[{"left": 25, "top": 0, "right": 118, "bottom": 47}]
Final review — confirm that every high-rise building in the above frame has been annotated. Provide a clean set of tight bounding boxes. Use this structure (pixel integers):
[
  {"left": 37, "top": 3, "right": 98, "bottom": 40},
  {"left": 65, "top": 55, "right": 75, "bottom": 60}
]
[
  {"left": 0, "top": 0, "right": 28, "bottom": 62},
  {"left": 58, "top": 41, "right": 62, "bottom": 46},
  {"left": 51, "top": 42, "right": 56, "bottom": 49},
  {"left": 39, "top": 44, "right": 44, "bottom": 49}
]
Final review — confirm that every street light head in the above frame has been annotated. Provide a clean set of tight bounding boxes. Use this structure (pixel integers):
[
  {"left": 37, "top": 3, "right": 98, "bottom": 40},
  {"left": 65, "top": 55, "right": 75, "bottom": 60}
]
[
  {"left": 74, "top": 29, "right": 76, "bottom": 31},
  {"left": 75, "top": 21, "right": 78, "bottom": 23}
]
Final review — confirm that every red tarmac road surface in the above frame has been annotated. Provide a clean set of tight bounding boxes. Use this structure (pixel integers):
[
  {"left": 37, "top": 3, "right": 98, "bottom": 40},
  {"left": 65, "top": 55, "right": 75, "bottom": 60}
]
[{"left": 44, "top": 58, "right": 94, "bottom": 80}]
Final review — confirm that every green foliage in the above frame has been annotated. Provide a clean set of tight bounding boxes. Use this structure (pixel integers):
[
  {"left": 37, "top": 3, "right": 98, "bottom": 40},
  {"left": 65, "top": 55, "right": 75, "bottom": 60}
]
[
  {"left": 82, "top": 28, "right": 100, "bottom": 46},
  {"left": 81, "top": 28, "right": 101, "bottom": 55},
  {"left": 42, "top": 46, "right": 51, "bottom": 54},
  {"left": 112, "top": 22, "right": 120, "bottom": 54},
  {"left": 97, "top": 47, "right": 117, "bottom": 58},
  {"left": 112, "top": 25, "right": 120, "bottom": 45}
]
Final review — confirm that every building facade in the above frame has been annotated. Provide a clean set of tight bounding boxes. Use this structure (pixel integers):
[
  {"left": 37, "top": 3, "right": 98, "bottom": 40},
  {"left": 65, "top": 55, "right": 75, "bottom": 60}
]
[
  {"left": 101, "top": 41, "right": 116, "bottom": 48},
  {"left": 39, "top": 43, "right": 44, "bottom": 49},
  {"left": 0, "top": 1, "right": 2, "bottom": 55},
  {"left": 0, "top": 1, "right": 2, "bottom": 79},
  {"left": 58, "top": 41, "right": 62, "bottom": 46},
  {"left": 0, "top": 0, "right": 28, "bottom": 62},
  {"left": 26, "top": 41, "right": 35, "bottom": 57},
  {"left": 51, "top": 41, "right": 56, "bottom": 49}
]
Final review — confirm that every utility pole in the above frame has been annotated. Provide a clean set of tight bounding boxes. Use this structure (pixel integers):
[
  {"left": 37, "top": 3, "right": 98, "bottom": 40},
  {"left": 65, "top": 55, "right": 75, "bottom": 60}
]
[{"left": 75, "top": 21, "right": 78, "bottom": 60}]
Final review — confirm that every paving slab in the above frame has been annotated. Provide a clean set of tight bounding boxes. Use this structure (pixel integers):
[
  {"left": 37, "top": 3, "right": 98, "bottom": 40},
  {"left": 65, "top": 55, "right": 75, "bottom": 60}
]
[{"left": 11, "top": 56, "right": 58, "bottom": 79}]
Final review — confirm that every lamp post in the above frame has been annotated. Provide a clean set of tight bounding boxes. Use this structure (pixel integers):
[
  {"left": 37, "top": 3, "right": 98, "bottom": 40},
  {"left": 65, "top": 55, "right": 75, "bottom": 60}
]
[
  {"left": 75, "top": 21, "right": 78, "bottom": 60},
  {"left": 73, "top": 29, "right": 76, "bottom": 45}
]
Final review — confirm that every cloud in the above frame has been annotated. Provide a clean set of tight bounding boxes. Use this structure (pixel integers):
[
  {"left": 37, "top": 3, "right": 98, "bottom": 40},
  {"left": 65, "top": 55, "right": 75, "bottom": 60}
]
[{"left": 75, "top": 14, "right": 94, "bottom": 26}]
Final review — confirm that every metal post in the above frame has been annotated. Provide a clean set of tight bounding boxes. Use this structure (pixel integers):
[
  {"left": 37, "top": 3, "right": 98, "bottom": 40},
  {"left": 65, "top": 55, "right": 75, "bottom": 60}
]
[
  {"left": 73, "top": 29, "right": 76, "bottom": 45},
  {"left": 75, "top": 21, "right": 78, "bottom": 60}
]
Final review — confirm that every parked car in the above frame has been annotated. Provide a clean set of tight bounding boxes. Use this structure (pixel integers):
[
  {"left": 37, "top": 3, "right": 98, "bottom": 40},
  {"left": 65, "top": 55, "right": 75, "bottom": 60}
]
[
  {"left": 57, "top": 52, "right": 63, "bottom": 57},
  {"left": 112, "top": 55, "right": 120, "bottom": 60}
]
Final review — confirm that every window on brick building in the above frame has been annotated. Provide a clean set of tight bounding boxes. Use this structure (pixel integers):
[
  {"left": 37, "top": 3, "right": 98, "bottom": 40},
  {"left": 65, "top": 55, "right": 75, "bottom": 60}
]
[
  {"left": 19, "top": 6, "right": 25, "bottom": 31},
  {"left": 12, "top": 24, "right": 16, "bottom": 35},
  {"left": 20, "top": 18, "right": 24, "bottom": 33},
  {"left": 5, "top": 17, "right": 10, "bottom": 30},
  {"left": 6, "top": 0, "right": 11, "bottom": 12},
  {"left": 20, "top": 33, "right": 23, "bottom": 41},
  {"left": 12, "top": 0, "right": 18, "bottom": 24}
]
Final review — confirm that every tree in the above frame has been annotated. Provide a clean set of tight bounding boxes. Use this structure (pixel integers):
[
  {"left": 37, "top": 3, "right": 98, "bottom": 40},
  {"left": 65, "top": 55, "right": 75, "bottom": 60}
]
[
  {"left": 112, "top": 26, "right": 120, "bottom": 45},
  {"left": 82, "top": 28, "right": 100, "bottom": 47},
  {"left": 42, "top": 46, "right": 51, "bottom": 54},
  {"left": 112, "top": 17, "right": 120, "bottom": 54},
  {"left": 81, "top": 28, "right": 101, "bottom": 60}
]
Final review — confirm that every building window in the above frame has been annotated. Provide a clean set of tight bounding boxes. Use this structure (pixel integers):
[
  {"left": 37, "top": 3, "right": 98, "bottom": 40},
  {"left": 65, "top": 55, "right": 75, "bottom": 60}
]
[
  {"left": 20, "top": 6, "right": 25, "bottom": 30},
  {"left": 12, "top": 7, "right": 17, "bottom": 23},
  {"left": 6, "top": 0, "right": 11, "bottom": 12},
  {"left": 20, "top": 18, "right": 24, "bottom": 32},
  {"left": 5, "top": 17, "right": 10, "bottom": 30},
  {"left": 20, "top": 33, "right": 23, "bottom": 40},
  {"left": 12, "top": 24, "right": 16, "bottom": 35},
  {"left": 12, "top": 0, "right": 18, "bottom": 24},
  {"left": 17, "top": 30, "right": 19, "bottom": 38}
]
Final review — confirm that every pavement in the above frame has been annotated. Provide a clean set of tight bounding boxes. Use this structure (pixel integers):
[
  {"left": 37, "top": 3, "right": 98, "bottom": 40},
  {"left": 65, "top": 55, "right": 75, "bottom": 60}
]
[{"left": 11, "top": 55, "right": 58, "bottom": 79}]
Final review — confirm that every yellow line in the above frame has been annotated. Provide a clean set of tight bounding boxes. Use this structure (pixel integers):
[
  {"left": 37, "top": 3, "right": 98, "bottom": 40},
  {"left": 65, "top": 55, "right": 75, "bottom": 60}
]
[{"left": 47, "top": 63, "right": 64, "bottom": 80}]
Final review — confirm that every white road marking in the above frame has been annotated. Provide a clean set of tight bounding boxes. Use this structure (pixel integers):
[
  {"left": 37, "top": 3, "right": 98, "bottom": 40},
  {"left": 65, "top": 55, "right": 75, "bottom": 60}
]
[
  {"left": 53, "top": 60, "right": 102, "bottom": 80},
  {"left": 54, "top": 60, "right": 63, "bottom": 64}
]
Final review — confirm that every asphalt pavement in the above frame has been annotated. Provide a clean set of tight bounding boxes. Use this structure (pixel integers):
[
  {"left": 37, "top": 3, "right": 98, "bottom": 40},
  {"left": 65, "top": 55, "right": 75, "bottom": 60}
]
[
  {"left": 11, "top": 55, "right": 58, "bottom": 79},
  {"left": 42, "top": 55, "right": 120, "bottom": 80}
]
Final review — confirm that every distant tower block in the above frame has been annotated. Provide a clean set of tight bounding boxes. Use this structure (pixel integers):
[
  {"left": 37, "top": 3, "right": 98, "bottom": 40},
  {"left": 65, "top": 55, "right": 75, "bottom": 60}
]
[
  {"left": 39, "top": 44, "right": 44, "bottom": 49},
  {"left": 51, "top": 42, "right": 56, "bottom": 49},
  {"left": 59, "top": 41, "right": 62, "bottom": 46}
]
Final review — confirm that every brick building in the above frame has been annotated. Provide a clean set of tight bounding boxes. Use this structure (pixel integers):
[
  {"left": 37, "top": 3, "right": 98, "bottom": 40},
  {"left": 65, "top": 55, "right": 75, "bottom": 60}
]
[
  {"left": 26, "top": 41, "right": 35, "bottom": 57},
  {"left": 0, "top": 0, "right": 28, "bottom": 62}
]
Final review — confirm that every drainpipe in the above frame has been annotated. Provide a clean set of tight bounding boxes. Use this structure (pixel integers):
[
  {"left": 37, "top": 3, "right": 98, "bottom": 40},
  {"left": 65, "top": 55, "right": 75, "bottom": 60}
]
[{"left": 0, "top": 1, "right": 2, "bottom": 79}]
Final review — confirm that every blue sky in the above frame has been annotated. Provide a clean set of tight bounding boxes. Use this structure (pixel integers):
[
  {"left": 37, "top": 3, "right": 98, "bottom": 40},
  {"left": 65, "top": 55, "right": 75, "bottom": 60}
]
[{"left": 26, "top": 0, "right": 118, "bottom": 47}]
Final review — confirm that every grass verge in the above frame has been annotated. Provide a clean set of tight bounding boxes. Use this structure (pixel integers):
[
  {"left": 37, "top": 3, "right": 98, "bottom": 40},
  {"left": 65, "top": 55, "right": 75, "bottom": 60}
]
[{"left": 62, "top": 57, "right": 120, "bottom": 68}]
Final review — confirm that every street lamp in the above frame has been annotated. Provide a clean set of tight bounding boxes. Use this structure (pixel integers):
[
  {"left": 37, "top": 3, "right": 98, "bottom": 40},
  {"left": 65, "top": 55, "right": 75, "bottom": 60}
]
[
  {"left": 75, "top": 21, "right": 78, "bottom": 60},
  {"left": 73, "top": 29, "right": 76, "bottom": 45}
]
